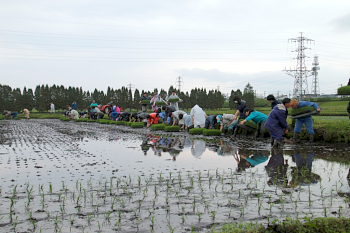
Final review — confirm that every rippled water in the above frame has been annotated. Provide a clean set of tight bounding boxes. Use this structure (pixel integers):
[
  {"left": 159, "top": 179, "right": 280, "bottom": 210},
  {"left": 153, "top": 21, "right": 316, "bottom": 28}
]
[{"left": 0, "top": 120, "right": 349, "bottom": 232}]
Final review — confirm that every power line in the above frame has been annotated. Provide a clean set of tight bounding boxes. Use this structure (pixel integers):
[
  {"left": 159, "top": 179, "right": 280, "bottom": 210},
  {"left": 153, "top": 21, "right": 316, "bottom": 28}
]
[{"left": 176, "top": 76, "right": 183, "bottom": 92}]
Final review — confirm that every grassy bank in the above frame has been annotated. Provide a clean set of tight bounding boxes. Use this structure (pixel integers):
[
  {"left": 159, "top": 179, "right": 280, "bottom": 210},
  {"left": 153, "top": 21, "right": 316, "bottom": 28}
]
[{"left": 218, "top": 217, "right": 350, "bottom": 233}]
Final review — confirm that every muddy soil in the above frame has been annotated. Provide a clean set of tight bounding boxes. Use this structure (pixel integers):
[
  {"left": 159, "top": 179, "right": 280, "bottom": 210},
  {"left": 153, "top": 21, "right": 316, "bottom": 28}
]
[{"left": 0, "top": 119, "right": 349, "bottom": 233}]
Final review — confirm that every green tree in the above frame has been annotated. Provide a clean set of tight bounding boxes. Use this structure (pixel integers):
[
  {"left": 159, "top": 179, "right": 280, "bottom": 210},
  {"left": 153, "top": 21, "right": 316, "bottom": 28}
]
[{"left": 243, "top": 83, "right": 255, "bottom": 108}]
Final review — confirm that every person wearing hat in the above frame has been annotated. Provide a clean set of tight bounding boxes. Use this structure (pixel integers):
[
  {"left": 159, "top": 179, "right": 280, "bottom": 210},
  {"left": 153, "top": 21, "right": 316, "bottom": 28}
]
[
  {"left": 239, "top": 108, "right": 268, "bottom": 137},
  {"left": 139, "top": 93, "right": 149, "bottom": 112},
  {"left": 205, "top": 114, "right": 217, "bottom": 129},
  {"left": 264, "top": 98, "right": 291, "bottom": 147},
  {"left": 167, "top": 90, "right": 183, "bottom": 111},
  {"left": 218, "top": 113, "right": 237, "bottom": 134}
]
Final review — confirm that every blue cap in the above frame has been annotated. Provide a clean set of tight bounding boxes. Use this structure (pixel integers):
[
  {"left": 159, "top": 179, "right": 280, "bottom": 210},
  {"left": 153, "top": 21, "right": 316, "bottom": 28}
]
[{"left": 216, "top": 115, "right": 222, "bottom": 123}]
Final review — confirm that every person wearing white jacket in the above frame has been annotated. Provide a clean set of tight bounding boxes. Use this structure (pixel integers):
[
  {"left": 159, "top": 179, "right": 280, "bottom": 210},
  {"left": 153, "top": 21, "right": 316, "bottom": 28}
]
[{"left": 190, "top": 104, "right": 206, "bottom": 128}]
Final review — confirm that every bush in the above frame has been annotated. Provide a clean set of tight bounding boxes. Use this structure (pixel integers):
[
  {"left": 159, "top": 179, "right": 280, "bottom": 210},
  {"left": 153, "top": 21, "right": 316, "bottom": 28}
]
[
  {"left": 141, "top": 100, "right": 150, "bottom": 104},
  {"left": 189, "top": 128, "right": 205, "bottom": 135},
  {"left": 203, "top": 129, "right": 221, "bottom": 136},
  {"left": 289, "top": 106, "right": 316, "bottom": 116},
  {"left": 151, "top": 124, "right": 166, "bottom": 130},
  {"left": 164, "top": 126, "right": 180, "bottom": 132},
  {"left": 338, "top": 85, "right": 350, "bottom": 95},
  {"left": 131, "top": 122, "right": 144, "bottom": 128},
  {"left": 167, "top": 98, "right": 179, "bottom": 102}
]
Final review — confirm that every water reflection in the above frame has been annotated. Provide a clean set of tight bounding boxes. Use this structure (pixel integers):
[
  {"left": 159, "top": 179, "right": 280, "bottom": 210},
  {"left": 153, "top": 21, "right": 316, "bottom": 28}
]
[{"left": 265, "top": 148, "right": 288, "bottom": 186}]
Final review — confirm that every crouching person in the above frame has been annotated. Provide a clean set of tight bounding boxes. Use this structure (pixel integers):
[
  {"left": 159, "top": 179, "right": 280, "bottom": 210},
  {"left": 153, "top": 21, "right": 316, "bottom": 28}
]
[
  {"left": 239, "top": 108, "right": 267, "bottom": 138},
  {"left": 205, "top": 114, "right": 217, "bottom": 129},
  {"left": 70, "top": 109, "right": 79, "bottom": 120},
  {"left": 290, "top": 99, "right": 321, "bottom": 143},
  {"left": 170, "top": 110, "right": 186, "bottom": 127},
  {"left": 218, "top": 114, "right": 237, "bottom": 135},
  {"left": 146, "top": 113, "right": 159, "bottom": 127},
  {"left": 264, "top": 98, "right": 291, "bottom": 147}
]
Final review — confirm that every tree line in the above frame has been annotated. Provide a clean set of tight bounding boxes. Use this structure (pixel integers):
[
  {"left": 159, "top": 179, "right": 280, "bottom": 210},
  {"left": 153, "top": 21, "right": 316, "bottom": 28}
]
[{"left": 0, "top": 83, "right": 255, "bottom": 112}]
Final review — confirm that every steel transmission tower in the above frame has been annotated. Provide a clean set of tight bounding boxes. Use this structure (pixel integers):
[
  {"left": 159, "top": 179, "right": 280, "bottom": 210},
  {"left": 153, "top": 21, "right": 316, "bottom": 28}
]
[
  {"left": 176, "top": 76, "right": 183, "bottom": 92},
  {"left": 311, "top": 56, "right": 320, "bottom": 96},
  {"left": 284, "top": 33, "right": 314, "bottom": 100}
]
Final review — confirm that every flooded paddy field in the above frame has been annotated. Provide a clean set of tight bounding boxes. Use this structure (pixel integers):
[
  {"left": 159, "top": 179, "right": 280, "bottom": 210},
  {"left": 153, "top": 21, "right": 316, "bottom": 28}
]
[{"left": 0, "top": 119, "right": 350, "bottom": 232}]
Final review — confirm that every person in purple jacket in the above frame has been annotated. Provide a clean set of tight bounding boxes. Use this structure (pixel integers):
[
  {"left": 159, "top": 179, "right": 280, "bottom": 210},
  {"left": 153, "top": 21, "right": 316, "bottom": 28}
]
[
  {"left": 264, "top": 98, "right": 291, "bottom": 147},
  {"left": 290, "top": 99, "right": 321, "bottom": 143}
]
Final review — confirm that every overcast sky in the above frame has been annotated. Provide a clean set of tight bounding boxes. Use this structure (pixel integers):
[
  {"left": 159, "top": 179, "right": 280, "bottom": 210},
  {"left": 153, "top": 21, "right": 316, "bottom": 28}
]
[{"left": 0, "top": 0, "right": 349, "bottom": 98}]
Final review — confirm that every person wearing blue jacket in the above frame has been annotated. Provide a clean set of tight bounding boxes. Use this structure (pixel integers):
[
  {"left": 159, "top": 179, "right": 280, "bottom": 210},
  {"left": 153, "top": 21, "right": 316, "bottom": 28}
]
[
  {"left": 290, "top": 99, "right": 321, "bottom": 143},
  {"left": 205, "top": 114, "right": 217, "bottom": 129},
  {"left": 72, "top": 101, "right": 78, "bottom": 110},
  {"left": 264, "top": 98, "right": 291, "bottom": 147}
]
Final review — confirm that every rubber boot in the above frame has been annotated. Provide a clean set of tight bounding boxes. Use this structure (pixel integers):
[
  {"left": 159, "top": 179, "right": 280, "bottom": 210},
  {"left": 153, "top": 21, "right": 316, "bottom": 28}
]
[
  {"left": 224, "top": 129, "right": 228, "bottom": 135},
  {"left": 309, "top": 134, "right": 314, "bottom": 143},
  {"left": 270, "top": 137, "right": 274, "bottom": 146},
  {"left": 273, "top": 139, "right": 283, "bottom": 147},
  {"left": 293, "top": 132, "right": 299, "bottom": 143}
]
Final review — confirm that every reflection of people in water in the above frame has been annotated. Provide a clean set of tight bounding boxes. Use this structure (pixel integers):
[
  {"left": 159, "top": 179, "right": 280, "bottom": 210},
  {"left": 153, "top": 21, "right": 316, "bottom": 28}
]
[
  {"left": 234, "top": 149, "right": 269, "bottom": 171},
  {"left": 191, "top": 140, "right": 206, "bottom": 158},
  {"left": 218, "top": 140, "right": 238, "bottom": 156},
  {"left": 265, "top": 147, "right": 288, "bottom": 186},
  {"left": 289, "top": 148, "right": 320, "bottom": 187},
  {"left": 140, "top": 137, "right": 150, "bottom": 155}
]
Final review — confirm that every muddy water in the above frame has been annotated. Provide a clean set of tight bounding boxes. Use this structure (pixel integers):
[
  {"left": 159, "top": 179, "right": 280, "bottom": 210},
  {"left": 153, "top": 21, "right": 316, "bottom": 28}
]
[{"left": 0, "top": 120, "right": 349, "bottom": 232}]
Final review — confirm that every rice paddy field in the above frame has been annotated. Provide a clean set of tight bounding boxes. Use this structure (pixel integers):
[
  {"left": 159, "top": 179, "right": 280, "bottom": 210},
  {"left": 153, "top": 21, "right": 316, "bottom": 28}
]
[{"left": 0, "top": 119, "right": 350, "bottom": 232}]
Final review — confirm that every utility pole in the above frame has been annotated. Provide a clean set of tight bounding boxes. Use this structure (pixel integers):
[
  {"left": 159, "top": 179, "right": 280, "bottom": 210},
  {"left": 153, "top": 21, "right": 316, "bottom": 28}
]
[
  {"left": 311, "top": 56, "right": 320, "bottom": 96},
  {"left": 284, "top": 32, "right": 314, "bottom": 101},
  {"left": 127, "top": 83, "right": 135, "bottom": 91},
  {"left": 176, "top": 76, "right": 183, "bottom": 92},
  {"left": 264, "top": 91, "right": 266, "bottom": 98},
  {"left": 217, "top": 86, "right": 220, "bottom": 92},
  {"left": 277, "top": 91, "right": 280, "bottom": 98}
]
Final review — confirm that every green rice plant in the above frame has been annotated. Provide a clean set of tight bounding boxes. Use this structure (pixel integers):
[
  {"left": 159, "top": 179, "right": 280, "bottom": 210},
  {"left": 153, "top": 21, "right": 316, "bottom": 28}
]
[
  {"left": 125, "top": 122, "right": 133, "bottom": 126},
  {"left": 203, "top": 129, "right": 221, "bottom": 136},
  {"left": 189, "top": 128, "right": 205, "bottom": 135},
  {"left": 151, "top": 123, "right": 167, "bottom": 130},
  {"left": 167, "top": 98, "right": 179, "bottom": 102},
  {"left": 131, "top": 122, "right": 144, "bottom": 128},
  {"left": 155, "top": 101, "right": 166, "bottom": 106},
  {"left": 337, "top": 85, "right": 350, "bottom": 95},
  {"left": 141, "top": 100, "right": 151, "bottom": 104},
  {"left": 115, "top": 121, "right": 125, "bottom": 125},
  {"left": 97, "top": 119, "right": 111, "bottom": 124},
  {"left": 239, "top": 119, "right": 257, "bottom": 129},
  {"left": 164, "top": 126, "right": 180, "bottom": 132},
  {"left": 59, "top": 116, "right": 71, "bottom": 121}
]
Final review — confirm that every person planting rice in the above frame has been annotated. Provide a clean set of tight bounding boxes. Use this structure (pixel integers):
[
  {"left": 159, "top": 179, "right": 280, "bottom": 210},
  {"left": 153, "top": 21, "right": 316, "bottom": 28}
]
[
  {"left": 119, "top": 111, "right": 131, "bottom": 121},
  {"left": 3, "top": 110, "right": 18, "bottom": 119},
  {"left": 231, "top": 96, "right": 247, "bottom": 136},
  {"left": 181, "top": 114, "right": 193, "bottom": 130},
  {"left": 266, "top": 94, "right": 281, "bottom": 109},
  {"left": 139, "top": 93, "right": 149, "bottom": 112},
  {"left": 90, "top": 100, "right": 98, "bottom": 108},
  {"left": 130, "top": 112, "right": 142, "bottom": 122},
  {"left": 190, "top": 104, "right": 206, "bottom": 128},
  {"left": 217, "top": 114, "right": 237, "bottom": 134},
  {"left": 22, "top": 108, "right": 30, "bottom": 119},
  {"left": 169, "top": 110, "right": 186, "bottom": 126},
  {"left": 264, "top": 98, "right": 291, "bottom": 147},
  {"left": 70, "top": 109, "right": 79, "bottom": 119},
  {"left": 162, "top": 105, "right": 176, "bottom": 124},
  {"left": 290, "top": 99, "right": 321, "bottom": 143},
  {"left": 137, "top": 112, "right": 149, "bottom": 123},
  {"left": 239, "top": 108, "right": 267, "bottom": 137},
  {"left": 146, "top": 113, "right": 160, "bottom": 127},
  {"left": 167, "top": 90, "right": 183, "bottom": 111},
  {"left": 205, "top": 114, "right": 217, "bottom": 129}
]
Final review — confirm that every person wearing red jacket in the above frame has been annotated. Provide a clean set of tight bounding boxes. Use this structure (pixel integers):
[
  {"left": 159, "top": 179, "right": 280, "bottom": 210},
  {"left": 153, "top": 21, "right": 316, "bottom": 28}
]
[{"left": 147, "top": 113, "right": 160, "bottom": 127}]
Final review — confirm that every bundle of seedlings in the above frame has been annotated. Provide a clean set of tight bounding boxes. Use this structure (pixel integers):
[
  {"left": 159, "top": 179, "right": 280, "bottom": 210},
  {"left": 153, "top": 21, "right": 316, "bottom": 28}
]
[
  {"left": 289, "top": 106, "right": 319, "bottom": 118},
  {"left": 239, "top": 119, "right": 257, "bottom": 130},
  {"left": 337, "top": 85, "right": 350, "bottom": 95},
  {"left": 203, "top": 129, "right": 221, "bottom": 136},
  {"left": 97, "top": 119, "right": 110, "bottom": 124},
  {"left": 125, "top": 122, "right": 133, "bottom": 126},
  {"left": 59, "top": 116, "right": 71, "bottom": 121},
  {"left": 164, "top": 126, "right": 180, "bottom": 132},
  {"left": 155, "top": 101, "right": 166, "bottom": 106},
  {"left": 189, "top": 128, "right": 205, "bottom": 135},
  {"left": 131, "top": 122, "right": 144, "bottom": 128},
  {"left": 167, "top": 98, "right": 179, "bottom": 102},
  {"left": 141, "top": 100, "right": 151, "bottom": 104},
  {"left": 151, "top": 124, "right": 167, "bottom": 130}
]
